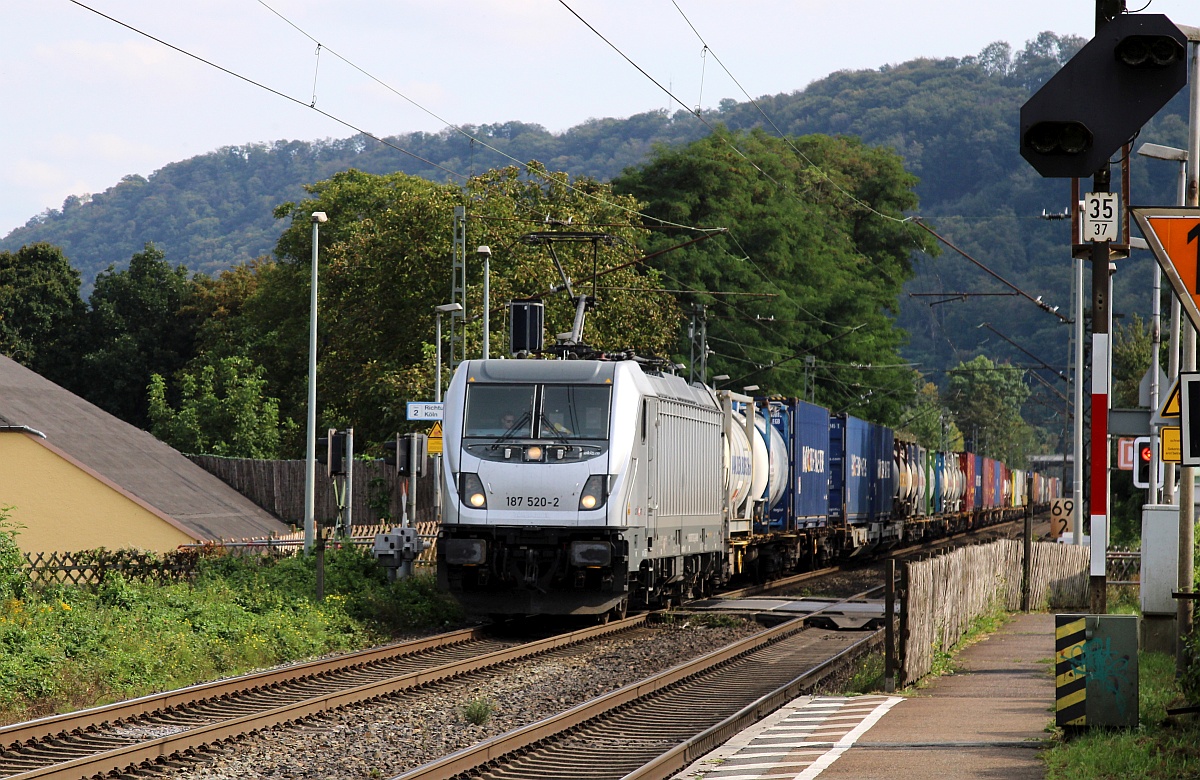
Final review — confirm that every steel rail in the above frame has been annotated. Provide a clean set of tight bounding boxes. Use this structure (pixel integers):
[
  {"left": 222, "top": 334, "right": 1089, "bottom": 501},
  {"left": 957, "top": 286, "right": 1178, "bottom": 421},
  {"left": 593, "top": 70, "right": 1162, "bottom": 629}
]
[
  {"left": 4, "top": 616, "right": 649, "bottom": 780},
  {"left": 0, "top": 626, "right": 488, "bottom": 748},
  {"left": 390, "top": 614, "right": 813, "bottom": 780},
  {"left": 624, "top": 630, "right": 884, "bottom": 780}
]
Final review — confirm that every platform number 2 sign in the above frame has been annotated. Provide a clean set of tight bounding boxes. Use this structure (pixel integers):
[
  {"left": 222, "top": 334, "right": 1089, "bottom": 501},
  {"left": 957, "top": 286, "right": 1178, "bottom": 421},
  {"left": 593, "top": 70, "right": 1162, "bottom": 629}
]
[{"left": 1050, "top": 498, "right": 1074, "bottom": 539}]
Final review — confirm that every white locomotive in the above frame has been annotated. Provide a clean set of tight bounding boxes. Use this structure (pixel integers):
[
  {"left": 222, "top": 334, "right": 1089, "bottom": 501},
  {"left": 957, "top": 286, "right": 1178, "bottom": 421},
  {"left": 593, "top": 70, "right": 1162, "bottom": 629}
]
[{"left": 438, "top": 357, "right": 782, "bottom": 618}]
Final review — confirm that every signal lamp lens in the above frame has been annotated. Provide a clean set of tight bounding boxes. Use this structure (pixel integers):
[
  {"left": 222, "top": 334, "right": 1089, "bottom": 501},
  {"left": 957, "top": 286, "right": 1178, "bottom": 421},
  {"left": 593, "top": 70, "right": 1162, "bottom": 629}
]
[
  {"left": 1116, "top": 35, "right": 1183, "bottom": 68},
  {"left": 1024, "top": 122, "right": 1092, "bottom": 156},
  {"left": 1151, "top": 38, "right": 1179, "bottom": 65},
  {"left": 1117, "top": 38, "right": 1150, "bottom": 66},
  {"left": 1059, "top": 124, "right": 1090, "bottom": 154}
]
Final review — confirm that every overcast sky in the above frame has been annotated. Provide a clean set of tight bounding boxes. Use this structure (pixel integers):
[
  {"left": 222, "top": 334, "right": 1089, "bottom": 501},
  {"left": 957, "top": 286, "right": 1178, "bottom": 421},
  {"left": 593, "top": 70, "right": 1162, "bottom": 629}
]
[{"left": 3, "top": 0, "right": 1197, "bottom": 235}]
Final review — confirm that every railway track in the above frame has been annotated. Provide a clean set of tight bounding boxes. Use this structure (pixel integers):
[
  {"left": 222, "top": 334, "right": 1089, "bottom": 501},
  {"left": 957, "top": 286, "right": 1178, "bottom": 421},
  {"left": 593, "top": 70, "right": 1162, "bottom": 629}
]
[
  {"left": 393, "top": 617, "right": 880, "bottom": 780},
  {"left": 0, "top": 618, "right": 648, "bottom": 780}
]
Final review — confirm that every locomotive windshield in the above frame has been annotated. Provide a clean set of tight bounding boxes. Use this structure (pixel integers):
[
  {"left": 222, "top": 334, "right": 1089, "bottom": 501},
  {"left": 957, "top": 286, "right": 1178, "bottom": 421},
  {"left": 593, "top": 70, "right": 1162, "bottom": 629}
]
[{"left": 464, "top": 383, "right": 610, "bottom": 441}]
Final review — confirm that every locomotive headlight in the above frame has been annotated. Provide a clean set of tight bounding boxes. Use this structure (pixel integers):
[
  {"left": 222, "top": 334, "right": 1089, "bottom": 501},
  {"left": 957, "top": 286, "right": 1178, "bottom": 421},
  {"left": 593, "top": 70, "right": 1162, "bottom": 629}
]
[
  {"left": 579, "top": 474, "right": 607, "bottom": 511},
  {"left": 524, "top": 445, "right": 544, "bottom": 462},
  {"left": 458, "top": 473, "right": 487, "bottom": 509}
]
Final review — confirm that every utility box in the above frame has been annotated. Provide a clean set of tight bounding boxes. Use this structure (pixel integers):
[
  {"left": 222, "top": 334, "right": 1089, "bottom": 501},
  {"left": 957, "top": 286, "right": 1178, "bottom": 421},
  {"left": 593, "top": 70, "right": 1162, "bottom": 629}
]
[
  {"left": 1141, "top": 504, "right": 1180, "bottom": 615},
  {"left": 1055, "top": 614, "right": 1139, "bottom": 729}
]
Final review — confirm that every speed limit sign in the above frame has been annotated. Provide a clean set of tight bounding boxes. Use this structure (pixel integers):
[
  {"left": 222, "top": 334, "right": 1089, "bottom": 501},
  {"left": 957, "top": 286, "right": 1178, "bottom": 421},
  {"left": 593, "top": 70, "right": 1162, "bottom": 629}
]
[
  {"left": 1083, "top": 192, "right": 1118, "bottom": 242},
  {"left": 1050, "top": 497, "right": 1074, "bottom": 539}
]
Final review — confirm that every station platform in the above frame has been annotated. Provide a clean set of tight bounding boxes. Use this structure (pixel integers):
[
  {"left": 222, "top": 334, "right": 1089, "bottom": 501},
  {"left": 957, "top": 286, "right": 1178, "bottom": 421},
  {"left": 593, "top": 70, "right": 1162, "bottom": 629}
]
[{"left": 672, "top": 611, "right": 1055, "bottom": 779}]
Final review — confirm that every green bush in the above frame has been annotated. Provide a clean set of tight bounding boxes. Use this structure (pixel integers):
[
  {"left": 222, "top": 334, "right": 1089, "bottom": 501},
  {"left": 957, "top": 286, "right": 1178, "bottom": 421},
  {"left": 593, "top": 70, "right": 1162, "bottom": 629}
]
[
  {"left": 0, "top": 508, "right": 29, "bottom": 601},
  {"left": 0, "top": 539, "right": 463, "bottom": 724}
]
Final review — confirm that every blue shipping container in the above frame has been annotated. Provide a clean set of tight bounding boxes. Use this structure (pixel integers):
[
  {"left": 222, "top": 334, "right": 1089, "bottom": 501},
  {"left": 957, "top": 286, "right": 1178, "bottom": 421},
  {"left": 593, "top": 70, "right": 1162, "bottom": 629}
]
[
  {"left": 830, "top": 414, "right": 873, "bottom": 524},
  {"left": 974, "top": 454, "right": 984, "bottom": 510},
  {"left": 766, "top": 399, "right": 831, "bottom": 532},
  {"left": 871, "top": 422, "right": 895, "bottom": 519}
]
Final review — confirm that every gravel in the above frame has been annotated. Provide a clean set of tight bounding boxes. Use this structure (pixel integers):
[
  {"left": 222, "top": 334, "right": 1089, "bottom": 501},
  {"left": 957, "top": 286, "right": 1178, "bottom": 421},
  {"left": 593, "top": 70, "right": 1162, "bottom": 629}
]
[{"left": 170, "top": 618, "right": 763, "bottom": 780}]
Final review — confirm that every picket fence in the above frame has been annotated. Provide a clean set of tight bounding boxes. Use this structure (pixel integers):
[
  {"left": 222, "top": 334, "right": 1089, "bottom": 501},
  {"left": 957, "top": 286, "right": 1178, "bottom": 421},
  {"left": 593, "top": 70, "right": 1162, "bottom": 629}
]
[{"left": 899, "top": 539, "right": 1090, "bottom": 685}]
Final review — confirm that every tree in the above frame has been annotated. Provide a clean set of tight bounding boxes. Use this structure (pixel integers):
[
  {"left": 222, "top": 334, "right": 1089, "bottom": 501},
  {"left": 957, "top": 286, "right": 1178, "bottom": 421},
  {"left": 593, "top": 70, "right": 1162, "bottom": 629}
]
[
  {"left": 0, "top": 243, "right": 85, "bottom": 381},
  {"left": 898, "top": 376, "right": 963, "bottom": 451},
  {"left": 1111, "top": 312, "right": 1155, "bottom": 408},
  {"left": 256, "top": 163, "right": 678, "bottom": 450},
  {"left": 148, "top": 356, "right": 291, "bottom": 458},
  {"left": 76, "top": 244, "right": 199, "bottom": 428},
  {"left": 944, "top": 355, "right": 1033, "bottom": 463},
  {"left": 613, "top": 129, "right": 928, "bottom": 424}
]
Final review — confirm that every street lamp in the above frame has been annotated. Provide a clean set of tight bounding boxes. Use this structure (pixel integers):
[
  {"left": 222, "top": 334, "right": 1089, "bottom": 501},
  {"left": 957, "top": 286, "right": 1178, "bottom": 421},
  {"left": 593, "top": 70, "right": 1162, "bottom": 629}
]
[
  {"left": 742, "top": 385, "right": 760, "bottom": 394},
  {"left": 304, "top": 211, "right": 327, "bottom": 555},
  {"left": 433, "top": 302, "right": 462, "bottom": 526},
  {"left": 434, "top": 303, "right": 463, "bottom": 403}
]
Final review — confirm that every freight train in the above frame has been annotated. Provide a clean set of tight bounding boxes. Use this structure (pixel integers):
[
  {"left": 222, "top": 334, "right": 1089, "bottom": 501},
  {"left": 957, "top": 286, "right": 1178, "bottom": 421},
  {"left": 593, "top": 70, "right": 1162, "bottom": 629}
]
[{"left": 436, "top": 356, "right": 1059, "bottom": 619}]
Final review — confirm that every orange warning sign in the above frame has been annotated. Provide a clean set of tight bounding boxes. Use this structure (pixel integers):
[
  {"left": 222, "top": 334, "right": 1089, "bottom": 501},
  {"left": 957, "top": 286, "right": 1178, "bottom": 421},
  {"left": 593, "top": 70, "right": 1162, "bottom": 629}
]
[{"left": 1134, "top": 208, "right": 1200, "bottom": 330}]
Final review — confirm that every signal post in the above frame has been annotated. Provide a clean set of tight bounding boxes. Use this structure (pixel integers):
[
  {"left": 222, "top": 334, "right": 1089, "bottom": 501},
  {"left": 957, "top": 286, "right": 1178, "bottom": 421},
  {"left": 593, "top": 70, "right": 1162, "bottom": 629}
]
[{"left": 1020, "top": 4, "right": 1189, "bottom": 615}]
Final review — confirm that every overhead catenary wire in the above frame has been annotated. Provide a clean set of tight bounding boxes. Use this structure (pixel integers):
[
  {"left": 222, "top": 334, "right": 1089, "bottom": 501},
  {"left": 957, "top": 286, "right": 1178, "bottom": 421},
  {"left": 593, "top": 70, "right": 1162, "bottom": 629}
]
[
  {"left": 252, "top": 0, "right": 723, "bottom": 234},
  {"left": 68, "top": 0, "right": 723, "bottom": 237},
  {"left": 914, "top": 219, "right": 1070, "bottom": 324}
]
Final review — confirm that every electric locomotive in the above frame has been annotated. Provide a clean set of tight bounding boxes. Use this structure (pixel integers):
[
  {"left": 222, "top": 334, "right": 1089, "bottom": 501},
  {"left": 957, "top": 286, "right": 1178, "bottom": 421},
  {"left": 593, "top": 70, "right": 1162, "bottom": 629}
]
[{"left": 437, "top": 356, "right": 781, "bottom": 618}]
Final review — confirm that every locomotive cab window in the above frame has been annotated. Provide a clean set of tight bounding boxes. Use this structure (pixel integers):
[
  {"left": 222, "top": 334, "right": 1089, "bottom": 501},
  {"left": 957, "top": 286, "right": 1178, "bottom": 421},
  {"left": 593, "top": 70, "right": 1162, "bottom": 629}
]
[
  {"left": 464, "top": 383, "right": 610, "bottom": 442},
  {"left": 465, "top": 384, "right": 535, "bottom": 437},
  {"left": 539, "top": 385, "right": 610, "bottom": 440}
]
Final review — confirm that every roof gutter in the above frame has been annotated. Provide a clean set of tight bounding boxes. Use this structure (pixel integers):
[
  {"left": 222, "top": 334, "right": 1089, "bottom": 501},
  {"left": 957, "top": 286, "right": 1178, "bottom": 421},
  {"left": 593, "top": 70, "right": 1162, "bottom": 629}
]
[{"left": 0, "top": 425, "right": 47, "bottom": 439}]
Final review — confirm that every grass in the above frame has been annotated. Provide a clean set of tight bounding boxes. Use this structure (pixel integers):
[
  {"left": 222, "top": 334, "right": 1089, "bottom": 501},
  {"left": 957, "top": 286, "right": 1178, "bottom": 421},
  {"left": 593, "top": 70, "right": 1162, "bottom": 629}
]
[
  {"left": 0, "top": 527, "right": 463, "bottom": 724},
  {"left": 1042, "top": 652, "right": 1200, "bottom": 779},
  {"left": 460, "top": 697, "right": 495, "bottom": 725}
]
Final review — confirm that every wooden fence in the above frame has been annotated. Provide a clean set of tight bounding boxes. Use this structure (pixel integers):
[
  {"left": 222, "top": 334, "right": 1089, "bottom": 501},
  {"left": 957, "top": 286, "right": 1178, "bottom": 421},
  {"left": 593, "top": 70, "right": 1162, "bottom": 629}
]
[
  {"left": 188, "top": 455, "right": 437, "bottom": 526},
  {"left": 261, "top": 520, "right": 441, "bottom": 568},
  {"left": 21, "top": 521, "right": 442, "bottom": 587},
  {"left": 22, "top": 548, "right": 201, "bottom": 585},
  {"left": 899, "top": 539, "right": 1090, "bottom": 685}
]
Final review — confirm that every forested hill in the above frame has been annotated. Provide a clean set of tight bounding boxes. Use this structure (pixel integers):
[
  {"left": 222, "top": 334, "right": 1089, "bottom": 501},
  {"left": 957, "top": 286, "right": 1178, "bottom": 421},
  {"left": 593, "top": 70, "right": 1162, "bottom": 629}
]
[
  {"left": 2, "top": 33, "right": 1189, "bottom": 377},
  {"left": 1, "top": 34, "right": 1085, "bottom": 284}
]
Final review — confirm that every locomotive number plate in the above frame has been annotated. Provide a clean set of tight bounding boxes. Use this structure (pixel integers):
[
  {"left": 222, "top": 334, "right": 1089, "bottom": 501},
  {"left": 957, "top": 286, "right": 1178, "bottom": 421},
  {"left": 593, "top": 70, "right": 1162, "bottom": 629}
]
[{"left": 505, "top": 496, "right": 561, "bottom": 508}]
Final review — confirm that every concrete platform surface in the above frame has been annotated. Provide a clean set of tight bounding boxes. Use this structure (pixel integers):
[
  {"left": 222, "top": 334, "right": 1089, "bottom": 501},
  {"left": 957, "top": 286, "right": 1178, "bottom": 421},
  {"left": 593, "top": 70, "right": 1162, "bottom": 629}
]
[{"left": 673, "top": 612, "right": 1056, "bottom": 780}]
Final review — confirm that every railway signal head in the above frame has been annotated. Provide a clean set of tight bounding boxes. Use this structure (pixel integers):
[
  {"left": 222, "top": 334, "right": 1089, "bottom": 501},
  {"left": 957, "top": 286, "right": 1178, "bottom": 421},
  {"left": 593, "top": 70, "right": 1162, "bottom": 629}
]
[
  {"left": 1020, "top": 14, "right": 1187, "bottom": 178},
  {"left": 1133, "top": 436, "right": 1153, "bottom": 489},
  {"left": 317, "top": 428, "right": 347, "bottom": 476}
]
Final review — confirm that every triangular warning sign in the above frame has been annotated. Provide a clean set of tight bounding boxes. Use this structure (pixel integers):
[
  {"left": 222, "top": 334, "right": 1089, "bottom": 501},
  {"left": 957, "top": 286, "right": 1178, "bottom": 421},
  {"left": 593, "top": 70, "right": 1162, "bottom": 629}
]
[
  {"left": 428, "top": 421, "right": 443, "bottom": 439},
  {"left": 1161, "top": 377, "right": 1181, "bottom": 418},
  {"left": 1132, "top": 207, "right": 1200, "bottom": 331}
]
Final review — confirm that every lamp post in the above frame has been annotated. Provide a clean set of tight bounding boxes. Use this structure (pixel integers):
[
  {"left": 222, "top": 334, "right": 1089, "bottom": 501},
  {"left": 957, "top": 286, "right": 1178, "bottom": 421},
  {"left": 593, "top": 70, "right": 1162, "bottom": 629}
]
[
  {"left": 1136, "top": 142, "right": 1188, "bottom": 508},
  {"left": 1136, "top": 134, "right": 1196, "bottom": 672},
  {"left": 435, "top": 303, "right": 463, "bottom": 403},
  {"left": 434, "top": 302, "right": 462, "bottom": 524},
  {"left": 304, "top": 211, "right": 328, "bottom": 555}
]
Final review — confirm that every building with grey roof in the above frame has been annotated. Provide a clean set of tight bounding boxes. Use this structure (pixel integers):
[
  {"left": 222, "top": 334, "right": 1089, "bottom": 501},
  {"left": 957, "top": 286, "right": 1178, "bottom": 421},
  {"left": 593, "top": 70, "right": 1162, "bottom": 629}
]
[{"left": 0, "top": 354, "right": 290, "bottom": 553}]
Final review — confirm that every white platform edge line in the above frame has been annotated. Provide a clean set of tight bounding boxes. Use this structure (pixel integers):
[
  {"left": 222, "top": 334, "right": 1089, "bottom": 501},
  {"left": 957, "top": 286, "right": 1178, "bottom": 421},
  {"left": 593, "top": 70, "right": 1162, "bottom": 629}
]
[{"left": 792, "top": 696, "right": 904, "bottom": 780}]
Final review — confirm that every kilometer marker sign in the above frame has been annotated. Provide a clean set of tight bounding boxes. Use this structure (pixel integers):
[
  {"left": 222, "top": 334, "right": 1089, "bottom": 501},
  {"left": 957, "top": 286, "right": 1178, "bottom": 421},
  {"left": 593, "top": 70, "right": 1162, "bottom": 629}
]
[{"left": 1132, "top": 207, "right": 1200, "bottom": 330}]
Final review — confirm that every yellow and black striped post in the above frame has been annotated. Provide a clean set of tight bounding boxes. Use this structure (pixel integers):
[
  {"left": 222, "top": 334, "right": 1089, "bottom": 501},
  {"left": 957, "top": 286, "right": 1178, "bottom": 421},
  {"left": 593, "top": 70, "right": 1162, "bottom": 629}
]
[{"left": 1056, "top": 614, "right": 1087, "bottom": 727}]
